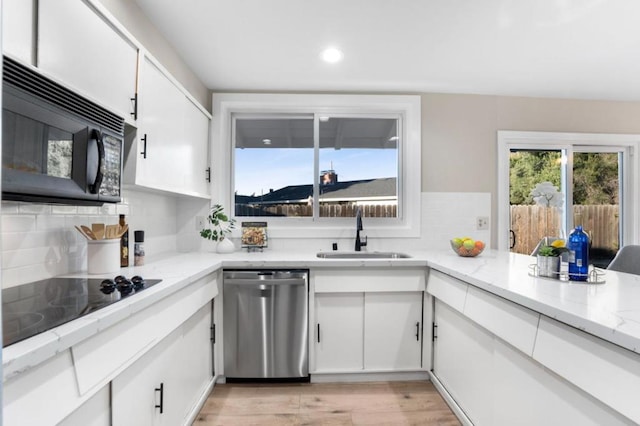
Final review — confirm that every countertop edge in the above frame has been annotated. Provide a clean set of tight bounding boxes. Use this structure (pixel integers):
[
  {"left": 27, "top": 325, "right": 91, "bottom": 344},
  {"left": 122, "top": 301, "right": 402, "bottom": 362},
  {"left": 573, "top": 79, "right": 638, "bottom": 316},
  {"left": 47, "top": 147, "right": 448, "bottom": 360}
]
[{"left": 4, "top": 249, "right": 639, "bottom": 380}]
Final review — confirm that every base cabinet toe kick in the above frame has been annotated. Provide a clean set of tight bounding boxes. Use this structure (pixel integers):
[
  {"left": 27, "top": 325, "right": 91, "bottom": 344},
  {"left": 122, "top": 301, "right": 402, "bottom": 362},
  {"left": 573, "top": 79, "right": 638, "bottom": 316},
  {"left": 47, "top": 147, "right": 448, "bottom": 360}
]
[{"left": 427, "top": 269, "right": 640, "bottom": 426}]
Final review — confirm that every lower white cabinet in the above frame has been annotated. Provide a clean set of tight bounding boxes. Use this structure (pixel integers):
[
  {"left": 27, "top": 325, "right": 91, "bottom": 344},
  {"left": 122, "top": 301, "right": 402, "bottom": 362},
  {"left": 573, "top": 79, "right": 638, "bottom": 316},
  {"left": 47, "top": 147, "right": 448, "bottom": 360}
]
[
  {"left": 112, "top": 303, "right": 213, "bottom": 425},
  {"left": 364, "top": 292, "right": 423, "bottom": 370},
  {"left": 59, "top": 385, "right": 111, "bottom": 426},
  {"left": 314, "top": 292, "right": 423, "bottom": 373},
  {"left": 433, "top": 298, "right": 634, "bottom": 425},
  {"left": 315, "top": 293, "right": 365, "bottom": 372}
]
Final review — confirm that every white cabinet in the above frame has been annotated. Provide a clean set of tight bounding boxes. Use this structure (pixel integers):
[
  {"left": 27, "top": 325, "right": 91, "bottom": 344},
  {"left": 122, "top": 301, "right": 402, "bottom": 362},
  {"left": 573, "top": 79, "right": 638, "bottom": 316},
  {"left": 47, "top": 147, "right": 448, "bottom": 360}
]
[
  {"left": 433, "top": 298, "right": 495, "bottom": 425},
  {"left": 183, "top": 97, "right": 211, "bottom": 196},
  {"left": 124, "top": 56, "right": 211, "bottom": 197},
  {"left": 312, "top": 267, "right": 425, "bottom": 375},
  {"left": 38, "top": 0, "right": 138, "bottom": 120},
  {"left": 364, "top": 293, "right": 423, "bottom": 370},
  {"left": 315, "top": 293, "right": 364, "bottom": 372},
  {"left": 432, "top": 294, "right": 634, "bottom": 426},
  {"left": 112, "top": 303, "right": 213, "bottom": 425},
  {"left": 2, "top": 0, "right": 35, "bottom": 64},
  {"left": 59, "top": 385, "right": 110, "bottom": 426}
]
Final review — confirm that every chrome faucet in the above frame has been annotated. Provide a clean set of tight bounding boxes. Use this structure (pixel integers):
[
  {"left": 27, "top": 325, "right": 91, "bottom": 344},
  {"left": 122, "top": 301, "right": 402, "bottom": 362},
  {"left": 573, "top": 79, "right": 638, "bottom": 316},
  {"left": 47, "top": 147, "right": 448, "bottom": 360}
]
[{"left": 355, "top": 208, "right": 367, "bottom": 251}]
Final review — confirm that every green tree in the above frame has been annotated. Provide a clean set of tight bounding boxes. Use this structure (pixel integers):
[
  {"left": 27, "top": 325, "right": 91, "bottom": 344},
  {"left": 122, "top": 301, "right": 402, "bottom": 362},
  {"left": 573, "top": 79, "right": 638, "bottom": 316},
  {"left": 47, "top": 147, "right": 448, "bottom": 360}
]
[
  {"left": 509, "top": 151, "right": 561, "bottom": 204},
  {"left": 510, "top": 151, "right": 618, "bottom": 205},
  {"left": 573, "top": 153, "right": 618, "bottom": 205}
]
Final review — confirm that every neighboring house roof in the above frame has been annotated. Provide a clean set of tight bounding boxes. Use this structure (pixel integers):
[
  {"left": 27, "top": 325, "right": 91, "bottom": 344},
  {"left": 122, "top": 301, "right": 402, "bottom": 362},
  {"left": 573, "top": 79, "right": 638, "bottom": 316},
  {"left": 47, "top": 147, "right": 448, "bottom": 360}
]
[{"left": 237, "top": 178, "right": 397, "bottom": 205}]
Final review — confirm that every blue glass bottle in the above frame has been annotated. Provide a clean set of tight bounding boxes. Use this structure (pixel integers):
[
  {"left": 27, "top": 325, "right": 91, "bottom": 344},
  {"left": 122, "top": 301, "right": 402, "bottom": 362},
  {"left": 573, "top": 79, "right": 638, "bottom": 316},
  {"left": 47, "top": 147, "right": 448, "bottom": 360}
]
[{"left": 567, "top": 225, "right": 589, "bottom": 281}]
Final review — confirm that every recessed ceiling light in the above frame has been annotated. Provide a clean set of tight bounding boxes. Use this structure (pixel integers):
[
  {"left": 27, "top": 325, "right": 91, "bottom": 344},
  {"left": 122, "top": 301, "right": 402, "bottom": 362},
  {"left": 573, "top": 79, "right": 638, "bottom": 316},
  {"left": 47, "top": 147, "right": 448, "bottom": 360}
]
[
  {"left": 321, "top": 47, "right": 343, "bottom": 64},
  {"left": 262, "top": 139, "right": 272, "bottom": 145}
]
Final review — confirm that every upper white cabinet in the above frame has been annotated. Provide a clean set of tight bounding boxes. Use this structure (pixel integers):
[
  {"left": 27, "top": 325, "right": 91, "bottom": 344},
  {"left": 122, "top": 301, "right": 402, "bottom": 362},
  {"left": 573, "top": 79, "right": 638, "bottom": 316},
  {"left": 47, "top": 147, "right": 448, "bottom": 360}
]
[
  {"left": 124, "top": 56, "right": 211, "bottom": 198},
  {"left": 183, "top": 97, "right": 211, "bottom": 196},
  {"left": 2, "top": 0, "right": 35, "bottom": 64},
  {"left": 38, "top": 0, "right": 138, "bottom": 121}
]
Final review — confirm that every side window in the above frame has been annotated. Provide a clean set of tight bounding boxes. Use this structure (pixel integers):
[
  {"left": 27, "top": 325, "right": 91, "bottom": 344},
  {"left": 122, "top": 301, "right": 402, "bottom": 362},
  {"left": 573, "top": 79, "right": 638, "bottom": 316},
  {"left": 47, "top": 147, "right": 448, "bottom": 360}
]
[{"left": 498, "top": 131, "right": 639, "bottom": 267}]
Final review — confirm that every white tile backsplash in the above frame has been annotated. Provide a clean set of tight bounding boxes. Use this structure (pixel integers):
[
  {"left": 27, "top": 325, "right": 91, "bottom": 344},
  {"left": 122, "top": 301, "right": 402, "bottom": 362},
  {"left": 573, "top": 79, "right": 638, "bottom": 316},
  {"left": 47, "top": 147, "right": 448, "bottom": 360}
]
[
  {"left": 421, "top": 192, "right": 491, "bottom": 249},
  {"left": 219, "top": 192, "right": 492, "bottom": 253},
  {"left": 0, "top": 190, "right": 490, "bottom": 287},
  {"left": 0, "top": 189, "right": 190, "bottom": 288}
]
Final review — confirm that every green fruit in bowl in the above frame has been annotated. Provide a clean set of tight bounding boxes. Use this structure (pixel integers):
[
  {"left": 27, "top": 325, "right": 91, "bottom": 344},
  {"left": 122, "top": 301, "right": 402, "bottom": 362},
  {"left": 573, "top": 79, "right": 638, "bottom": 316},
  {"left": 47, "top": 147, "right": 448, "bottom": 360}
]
[
  {"left": 463, "top": 239, "right": 475, "bottom": 250},
  {"left": 451, "top": 238, "right": 463, "bottom": 248}
]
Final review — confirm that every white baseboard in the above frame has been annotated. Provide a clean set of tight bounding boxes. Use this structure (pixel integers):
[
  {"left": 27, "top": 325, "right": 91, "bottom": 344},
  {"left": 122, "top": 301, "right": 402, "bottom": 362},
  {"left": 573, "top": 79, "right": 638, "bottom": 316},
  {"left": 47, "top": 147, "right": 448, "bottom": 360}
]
[
  {"left": 429, "top": 371, "right": 474, "bottom": 426},
  {"left": 183, "top": 376, "right": 217, "bottom": 426},
  {"left": 311, "top": 371, "right": 429, "bottom": 383}
]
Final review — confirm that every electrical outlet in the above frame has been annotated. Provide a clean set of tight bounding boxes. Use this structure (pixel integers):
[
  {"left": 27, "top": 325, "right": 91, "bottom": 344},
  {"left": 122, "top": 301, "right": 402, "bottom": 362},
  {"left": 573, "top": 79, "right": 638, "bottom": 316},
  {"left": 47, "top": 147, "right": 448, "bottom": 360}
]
[
  {"left": 476, "top": 216, "right": 489, "bottom": 230},
  {"left": 195, "top": 216, "right": 206, "bottom": 231}
]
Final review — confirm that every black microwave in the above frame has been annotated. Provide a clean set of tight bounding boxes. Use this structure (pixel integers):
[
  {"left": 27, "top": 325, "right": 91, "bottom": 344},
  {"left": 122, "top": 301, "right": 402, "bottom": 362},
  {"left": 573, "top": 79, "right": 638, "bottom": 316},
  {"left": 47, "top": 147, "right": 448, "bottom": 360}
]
[{"left": 2, "top": 56, "right": 124, "bottom": 205}]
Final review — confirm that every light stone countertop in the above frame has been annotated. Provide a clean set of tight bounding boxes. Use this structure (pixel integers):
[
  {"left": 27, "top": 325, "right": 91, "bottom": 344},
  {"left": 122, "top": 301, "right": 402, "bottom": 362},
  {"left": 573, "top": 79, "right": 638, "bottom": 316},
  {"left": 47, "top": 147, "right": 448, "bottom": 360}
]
[{"left": 4, "top": 248, "right": 640, "bottom": 381}]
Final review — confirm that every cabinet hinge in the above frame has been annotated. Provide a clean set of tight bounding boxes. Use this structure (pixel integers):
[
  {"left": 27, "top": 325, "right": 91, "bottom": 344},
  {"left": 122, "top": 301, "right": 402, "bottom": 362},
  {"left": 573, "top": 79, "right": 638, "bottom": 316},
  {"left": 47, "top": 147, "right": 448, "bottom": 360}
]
[
  {"left": 206, "top": 167, "right": 211, "bottom": 183},
  {"left": 432, "top": 323, "right": 438, "bottom": 341},
  {"left": 210, "top": 324, "right": 216, "bottom": 343}
]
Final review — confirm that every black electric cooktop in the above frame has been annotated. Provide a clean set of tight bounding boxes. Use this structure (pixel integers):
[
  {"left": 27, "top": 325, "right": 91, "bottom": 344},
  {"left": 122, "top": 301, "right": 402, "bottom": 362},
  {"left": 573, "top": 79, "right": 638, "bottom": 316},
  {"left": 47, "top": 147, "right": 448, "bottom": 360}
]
[{"left": 2, "top": 275, "right": 162, "bottom": 347}]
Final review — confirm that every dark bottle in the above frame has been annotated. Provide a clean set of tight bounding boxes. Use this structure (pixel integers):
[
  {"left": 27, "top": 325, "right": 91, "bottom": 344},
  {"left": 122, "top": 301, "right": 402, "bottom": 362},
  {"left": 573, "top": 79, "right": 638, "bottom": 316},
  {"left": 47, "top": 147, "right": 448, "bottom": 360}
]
[
  {"left": 120, "top": 214, "right": 129, "bottom": 267},
  {"left": 567, "top": 225, "right": 589, "bottom": 281}
]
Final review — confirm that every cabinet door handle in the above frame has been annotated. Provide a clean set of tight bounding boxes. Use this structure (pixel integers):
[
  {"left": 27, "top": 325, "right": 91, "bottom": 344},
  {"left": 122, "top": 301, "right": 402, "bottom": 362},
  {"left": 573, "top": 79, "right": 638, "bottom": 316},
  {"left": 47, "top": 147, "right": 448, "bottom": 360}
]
[
  {"left": 130, "top": 93, "right": 138, "bottom": 120},
  {"left": 140, "top": 134, "right": 148, "bottom": 159},
  {"left": 206, "top": 167, "right": 211, "bottom": 182},
  {"left": 415, "top": 322, "right": 420, "bottom": 341},
  {"left": 155, "top": 382, "right": 164, "bottom": 414},
  {"left": 317, "top": 324, "right": 320, "bottom": 343},
  {"left": 89, "top": 129, "right": 104, "bottom": 194}
]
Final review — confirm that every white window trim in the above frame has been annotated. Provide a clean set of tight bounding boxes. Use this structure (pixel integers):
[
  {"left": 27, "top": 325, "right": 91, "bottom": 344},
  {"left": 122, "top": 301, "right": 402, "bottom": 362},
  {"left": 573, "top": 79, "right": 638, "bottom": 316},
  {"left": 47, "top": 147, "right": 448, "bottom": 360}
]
[
  {"left": 211, "top": 93, "right": 422, "bottom": 239},
  {"left": 497, "top": 130, "right": 640, "bottom": 251}
]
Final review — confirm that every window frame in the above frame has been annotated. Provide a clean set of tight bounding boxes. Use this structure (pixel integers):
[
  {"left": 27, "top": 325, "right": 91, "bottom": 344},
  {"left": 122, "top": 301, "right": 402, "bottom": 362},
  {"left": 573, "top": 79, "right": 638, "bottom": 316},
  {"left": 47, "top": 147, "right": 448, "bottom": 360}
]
[
  {"left": 211, "top": 94, "right": 422, "bottom": 239},
  {"left": 497, "top": 131, "right": 640, "bottom": 251}
]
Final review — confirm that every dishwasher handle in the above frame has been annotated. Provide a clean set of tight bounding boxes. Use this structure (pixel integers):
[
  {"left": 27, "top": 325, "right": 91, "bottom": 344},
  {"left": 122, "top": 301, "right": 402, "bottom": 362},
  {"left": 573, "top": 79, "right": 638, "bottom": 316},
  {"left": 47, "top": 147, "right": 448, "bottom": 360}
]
[{"left": 224, "top": 278, "right": 307, "bottom": 286}]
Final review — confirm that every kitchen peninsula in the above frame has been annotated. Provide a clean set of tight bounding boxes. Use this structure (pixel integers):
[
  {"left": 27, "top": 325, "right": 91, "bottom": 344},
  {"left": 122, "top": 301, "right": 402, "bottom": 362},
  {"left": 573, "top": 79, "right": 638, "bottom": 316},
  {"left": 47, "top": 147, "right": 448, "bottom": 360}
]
[{"left": 3, "top": 248, "right": 639, "bottom": 425}]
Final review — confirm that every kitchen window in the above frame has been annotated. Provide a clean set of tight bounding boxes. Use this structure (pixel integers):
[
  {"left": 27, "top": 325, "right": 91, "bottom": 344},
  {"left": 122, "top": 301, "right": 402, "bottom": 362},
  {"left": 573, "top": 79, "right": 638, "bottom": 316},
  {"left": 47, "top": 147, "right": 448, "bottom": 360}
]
[
  {"left": 497, "top": 131, "right": 640, "bottom": 261},
  {"left": 234, "top": 115, "right": 399, "bottom": 219},
  {"left": 212, "top": 94, "right": 421, "bottom": 238}
]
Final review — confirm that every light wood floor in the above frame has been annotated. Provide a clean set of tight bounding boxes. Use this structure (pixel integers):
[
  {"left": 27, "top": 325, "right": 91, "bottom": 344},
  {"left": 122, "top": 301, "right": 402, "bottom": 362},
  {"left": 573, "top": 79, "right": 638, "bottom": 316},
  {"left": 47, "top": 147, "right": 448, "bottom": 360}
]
[{"left": 193, "top": 380, "right": 461, "bottom": 426}]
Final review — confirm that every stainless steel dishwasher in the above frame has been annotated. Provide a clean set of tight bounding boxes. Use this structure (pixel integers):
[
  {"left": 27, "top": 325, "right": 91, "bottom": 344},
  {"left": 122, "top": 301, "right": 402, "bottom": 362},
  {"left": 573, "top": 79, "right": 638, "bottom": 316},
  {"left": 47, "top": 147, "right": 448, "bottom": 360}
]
[{"left": 223, "top": 269, "right": 309, "bottom": 381}]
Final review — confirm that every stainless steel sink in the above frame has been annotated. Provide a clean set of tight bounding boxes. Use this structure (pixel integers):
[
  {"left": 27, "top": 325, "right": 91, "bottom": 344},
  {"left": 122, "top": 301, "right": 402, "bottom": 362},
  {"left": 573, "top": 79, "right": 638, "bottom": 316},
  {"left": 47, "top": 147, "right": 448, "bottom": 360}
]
[{"left": 316, "top": 251, "right": 411, "bottom": 259}]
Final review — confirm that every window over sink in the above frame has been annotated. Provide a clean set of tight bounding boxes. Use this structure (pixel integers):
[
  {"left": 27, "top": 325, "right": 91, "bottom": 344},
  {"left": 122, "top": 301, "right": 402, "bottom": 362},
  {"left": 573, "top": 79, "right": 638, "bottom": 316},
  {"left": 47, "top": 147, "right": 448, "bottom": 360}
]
[{"left": 212, "top": 94, "right": 421, "bottom": 239}]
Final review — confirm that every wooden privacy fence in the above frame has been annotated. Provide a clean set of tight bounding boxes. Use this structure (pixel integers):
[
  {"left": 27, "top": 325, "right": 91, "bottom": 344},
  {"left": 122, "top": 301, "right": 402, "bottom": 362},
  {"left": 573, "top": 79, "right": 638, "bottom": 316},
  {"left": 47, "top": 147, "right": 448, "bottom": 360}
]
[
  {"left": 235, "top": 203, "right": 398, "bottom": 218},
  {"left": 510, "top": 205, "right": 619, "bottom": 255}
]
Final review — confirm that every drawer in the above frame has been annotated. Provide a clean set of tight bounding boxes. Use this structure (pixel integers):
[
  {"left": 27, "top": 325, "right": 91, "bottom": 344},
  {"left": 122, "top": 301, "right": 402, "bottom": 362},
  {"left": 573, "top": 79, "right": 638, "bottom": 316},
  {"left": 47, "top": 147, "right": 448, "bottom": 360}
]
[
  {"left": 464, "top": 286, "right": 539, "bottom": 356},
  {"left": 71, "top": 274, "right": 216, "bottom": 394},
  {"left": 426, "top": 269, "right": 468, "bottom": 313},
  {"left": 4, "top": 350, "right": 81, "bottom": 425},
  {"left": 533, "top": 316, "right": 640, "bottom": 424},
  {"left": 313, "top": 268, "right": 425, "bottom": 293}
]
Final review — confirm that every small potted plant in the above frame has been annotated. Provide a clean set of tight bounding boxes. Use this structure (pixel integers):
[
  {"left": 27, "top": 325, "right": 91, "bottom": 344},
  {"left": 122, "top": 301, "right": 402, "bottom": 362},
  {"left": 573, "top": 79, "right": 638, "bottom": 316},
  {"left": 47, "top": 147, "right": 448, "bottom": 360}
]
[
  {"left": 536, "top": 242, "right": 568, "bottom": 278},
  {"left": 200, "top": 204, "right": 236, "bottom": 253}
]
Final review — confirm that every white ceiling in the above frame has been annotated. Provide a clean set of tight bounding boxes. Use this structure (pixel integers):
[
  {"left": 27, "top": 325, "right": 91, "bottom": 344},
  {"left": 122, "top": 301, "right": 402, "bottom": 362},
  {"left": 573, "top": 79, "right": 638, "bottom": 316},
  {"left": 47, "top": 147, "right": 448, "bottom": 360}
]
[{"left": 133, "top": 0, "right": 640, "bottom": 101}]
